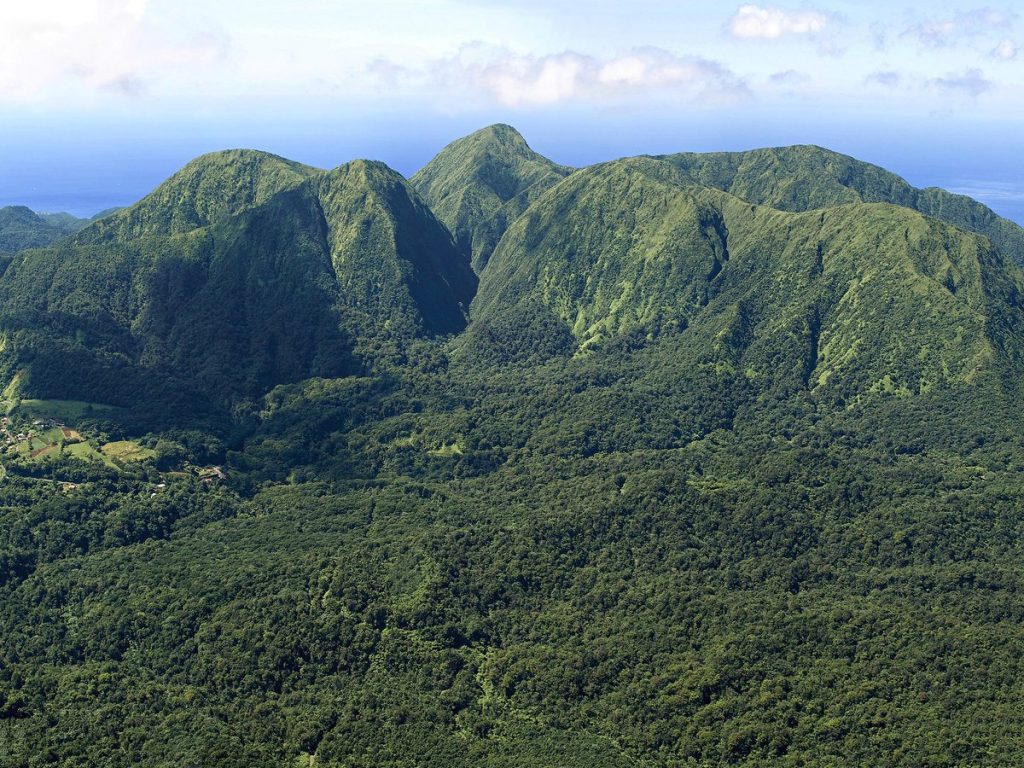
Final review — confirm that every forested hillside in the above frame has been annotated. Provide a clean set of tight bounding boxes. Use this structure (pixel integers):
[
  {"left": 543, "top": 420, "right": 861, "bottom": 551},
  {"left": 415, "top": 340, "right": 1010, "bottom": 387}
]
[
  {"left": 661, "top": 146, "right": 1024, "bottom": 265},
  {"left": 0, "top": 153, "right": 475, "bottom": 424},
  {"left": 0, "top": 207, "right": 90, "bottom": 255},
  {"left": 2, "top": 126, "right": 1024, "bottom": 767}
]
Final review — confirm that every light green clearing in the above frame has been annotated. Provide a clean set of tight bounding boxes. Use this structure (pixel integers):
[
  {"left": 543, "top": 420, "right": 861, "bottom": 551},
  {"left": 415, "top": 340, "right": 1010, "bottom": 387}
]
[
  {"left": 102, "top": 441, "right": 157, "bottom": 462},
  {"left": 12, "top": 437, "right": 150, "bottom": 470},
  {"left": 427, "top": 442, "right": 464, "bottom": 457},
  {"left": 64, "top": 441, "right": 119, "bottom": 469}
]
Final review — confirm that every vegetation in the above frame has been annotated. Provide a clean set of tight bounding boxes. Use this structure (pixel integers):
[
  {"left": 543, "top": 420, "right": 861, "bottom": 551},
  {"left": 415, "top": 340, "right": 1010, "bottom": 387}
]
[
  {"left": 412, "top": 124, "right": 572, "bottom": 272},
  {"left": 660, "top": 145, "right": 1024, "bottom": 265},
  {"left": 469, "top": 157, "right": 1024, "bottom": 406},
  {"left": 2, "top": 126, "right": 1024, "bottom": 766},
  {"left": 0, "top": 155, "right": 475, "bottom": 421},
  {"left": 0, "top": 207, "right": 88, "bottom": 254}
]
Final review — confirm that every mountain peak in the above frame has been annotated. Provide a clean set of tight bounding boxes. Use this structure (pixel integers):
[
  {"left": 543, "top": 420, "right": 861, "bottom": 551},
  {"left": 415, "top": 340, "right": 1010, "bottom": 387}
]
[
  {"left": 412, "top": 125, "right": 572, "bottom": 271},
  {"left": 331, "top": 158, "right": 404, "bottom": 184},
  {"left": 469, "top": 122, "right": 529, "bottom": 146},
  {"left": 413, "top": 124, "right": 551, "bottom": 189}
]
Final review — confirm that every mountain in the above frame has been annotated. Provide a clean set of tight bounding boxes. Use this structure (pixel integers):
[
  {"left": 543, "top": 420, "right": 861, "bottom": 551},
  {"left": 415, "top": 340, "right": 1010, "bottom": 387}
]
[
  {"left": 466, "top": 156, "right": 1024, "bottom": 405},
  {"left": 88, "top": 206, "right": 125, "bottom": 220},
  {"left": 660, "top": 145, "right": 1024, "bottom": 265},
  {"left": 0, "top": 152, "right": 474, "bottom": 422},
  {"left": 0, "top": 206, "right": 123, "bottom": 256},
  {"left": 412, "top": 124, "right": 572, "bottom": 272},
  {"left": 5, "top": 126, "right": 1024, "bottom": 768},
  {"left": 0, "top": 206, "right": 89, "bottom": 255}
]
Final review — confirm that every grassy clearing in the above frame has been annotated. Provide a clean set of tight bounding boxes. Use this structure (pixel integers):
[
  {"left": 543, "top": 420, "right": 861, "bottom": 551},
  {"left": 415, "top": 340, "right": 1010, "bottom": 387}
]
[
  {"left": 2, "top": 424, "right": 155, "bottom": 471},
  {"left": 1, "top": 370, "right": 24, "bottom": 410},
  {"left": 101, "top": 441, "right": 156, "bottom": 462},
  {"left": 31, "top": 445, "right": 61, "bottom": 460},
  {"left": 64, "top": 442, "right": 119, "bottom": 468}
]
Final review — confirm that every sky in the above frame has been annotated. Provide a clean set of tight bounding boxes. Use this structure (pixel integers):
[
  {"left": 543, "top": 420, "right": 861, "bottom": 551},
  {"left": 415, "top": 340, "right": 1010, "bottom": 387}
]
[{"left": 1, "top": 0, "right": 1023, "bottom": 222}]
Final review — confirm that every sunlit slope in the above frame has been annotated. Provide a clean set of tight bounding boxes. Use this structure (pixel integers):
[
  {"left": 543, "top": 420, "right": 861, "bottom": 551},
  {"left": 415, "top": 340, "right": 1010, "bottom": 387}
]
[
  {"left": 661, "top": 145, "right": 1024, "bottom": 265},
  {"left": 469, "top": 157, "right": 1024, "bottom": 401}
]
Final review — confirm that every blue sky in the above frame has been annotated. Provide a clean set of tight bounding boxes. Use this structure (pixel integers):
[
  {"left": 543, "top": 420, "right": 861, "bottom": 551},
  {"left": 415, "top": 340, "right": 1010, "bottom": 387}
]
[{"left": 1, "top": 0, "right": 1022, "bottom": 222}]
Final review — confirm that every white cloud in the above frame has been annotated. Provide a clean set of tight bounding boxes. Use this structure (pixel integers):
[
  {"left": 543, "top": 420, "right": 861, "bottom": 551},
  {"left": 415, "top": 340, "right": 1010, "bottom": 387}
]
[
  {"left": 930, "top": 68, "right": 993, "bottom": 98},
  {"left": 385, "top": 44, "right": 749, "bottom": 107},
  {"left": 904, "top": 8, "right": 1016, "bottom": 47},
  {"left": 992, "top": 39, "right": 1018, "bottom": 60},
  {"left": 729, "top": 5, "right": 829, "bottom": 40},
  {"left": 0, "top": 0, "right": 226, "bottom": 101}
]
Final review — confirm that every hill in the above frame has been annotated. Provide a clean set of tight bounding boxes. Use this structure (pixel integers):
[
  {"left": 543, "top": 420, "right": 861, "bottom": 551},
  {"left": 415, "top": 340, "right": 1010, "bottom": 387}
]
[
  {"left": 0, "top": 206, "right": 89, "bottom": 254},
  {"left": 661, "top": 145, "right": 1024, "bottom": 265}
]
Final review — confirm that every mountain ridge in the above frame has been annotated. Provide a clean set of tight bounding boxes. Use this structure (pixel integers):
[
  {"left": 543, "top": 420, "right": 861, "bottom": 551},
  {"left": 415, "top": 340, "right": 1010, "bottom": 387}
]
[
  {"left": 3, "top": 127, "right": 1022, "bottom": 421},
  {"left": 657, "top": 143, "right": 1024, "bottom": 265},
  {"left": 465, "top": 155, "right": 1024, "bottom": 408}
]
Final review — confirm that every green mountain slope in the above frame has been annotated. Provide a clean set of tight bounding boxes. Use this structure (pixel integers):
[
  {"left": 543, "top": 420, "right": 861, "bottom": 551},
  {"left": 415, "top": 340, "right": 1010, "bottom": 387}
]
[
  {"left": 320, "top": 160, "right": 477, "bottom": 339},
  {"left": 0, "top": 206, "right": 88, "bottom": 254},
  {"left": 412, "top": 124, "right": 571, "bottom": 272},
  {"left": 468, "top": 157, "right": 1024, "bottom": 402},
  {"left": 35, "top": 211, "right": 90, "bottom": 234},
  {"left": 661, "top": 145, "right": 1024, "bottom": 265},
  {"left": 0, "top": 153, "right": 474, "bottom": 422}
]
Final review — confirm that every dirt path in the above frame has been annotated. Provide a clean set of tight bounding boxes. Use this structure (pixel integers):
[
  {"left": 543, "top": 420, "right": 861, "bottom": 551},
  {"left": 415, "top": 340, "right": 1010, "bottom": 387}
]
[{"left": 29, "top": 443, "right": 57, "bottom": 459}]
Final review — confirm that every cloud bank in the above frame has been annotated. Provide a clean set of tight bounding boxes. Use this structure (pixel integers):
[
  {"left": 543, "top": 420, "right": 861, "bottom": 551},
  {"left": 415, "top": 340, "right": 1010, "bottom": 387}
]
[
  {"left": 930, "top": 68, "right": 994, "bottom": 98},
  {"left": 0, "top": 0, "right": 226, "bottom": 100},
  {"left": 376, "top": 45, "right": 749, "bottom": 107}
]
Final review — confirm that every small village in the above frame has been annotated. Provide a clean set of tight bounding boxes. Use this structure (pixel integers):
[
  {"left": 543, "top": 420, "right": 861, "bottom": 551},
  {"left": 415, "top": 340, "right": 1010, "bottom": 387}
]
[
  {"left": 1, "top": 414, "right": 83, "bottom": 455},
  {"left": 0, "top": 413, "right": 226, "bottom": 485}
]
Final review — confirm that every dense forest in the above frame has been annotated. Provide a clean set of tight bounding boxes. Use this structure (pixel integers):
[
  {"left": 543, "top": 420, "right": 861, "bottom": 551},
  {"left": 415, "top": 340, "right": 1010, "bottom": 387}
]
[
  {"left": 0, "top": 207, "right": 120, "bottom": 257},
  {"left": 1, "top": 125, "right": 1024, "bottom": 767}
]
